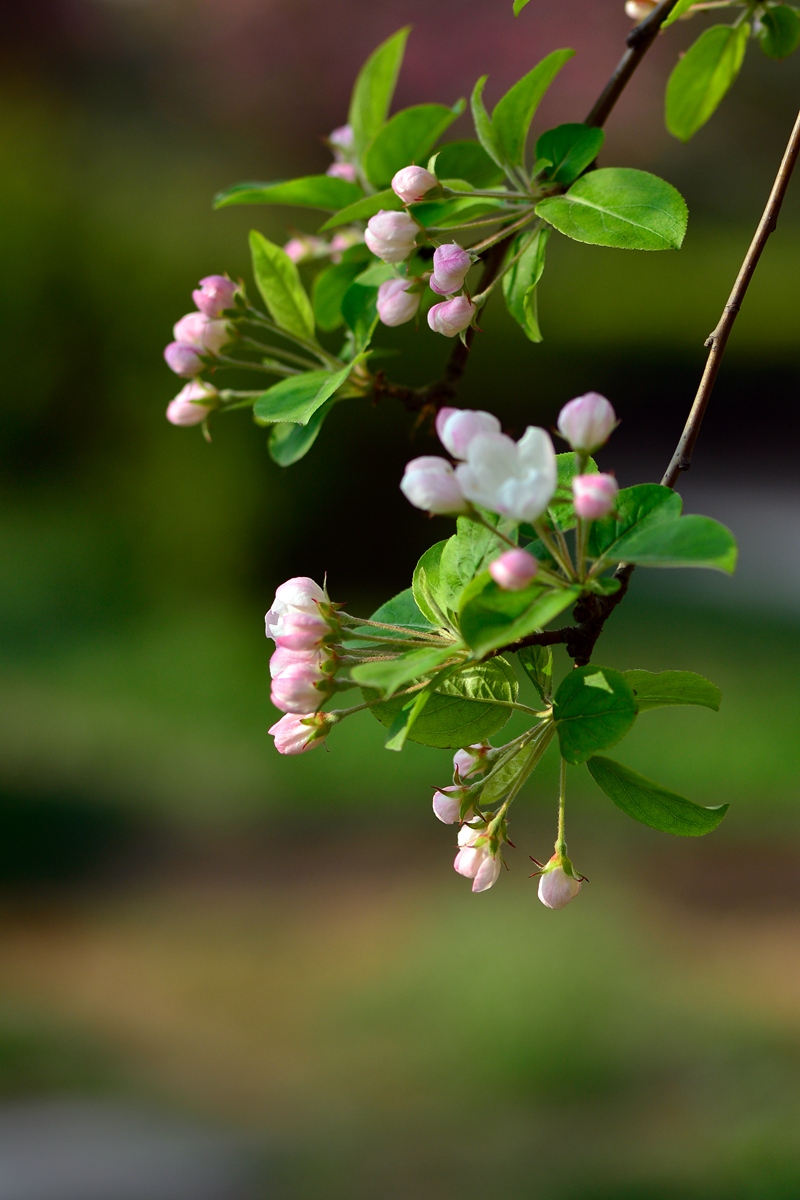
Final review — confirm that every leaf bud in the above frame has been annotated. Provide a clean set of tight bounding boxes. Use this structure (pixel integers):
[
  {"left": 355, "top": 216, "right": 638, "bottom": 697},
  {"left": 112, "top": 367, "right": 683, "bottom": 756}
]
[
  {"left": 268, "top": 711, "right": 333, "bottom": 755},
  {"left": 163, "top": 342, "right": 204, "bottom": 377},
  {"left": 557, "top": 392, "right": 618, "bottom": 454},
  {"left": 391, "top": 165, "right": 439, "bottom": 204},
  {"left": 427, "top": 296, "right": 477, "bottom": 338},
  {"left": 572, "top": 473, "right": 619, "bottom": 520},
  {"left": 376, "top": 278, "right": 421, "bottom": 327},
  {"left": 192, "top": 275, "right": 239, "bottom": 318},
  {"left": 435, "top": 407, "right": 501, "bottom": 460},
  {"left": 364, "top": 210, "right": 419, "bottom": 264},
  {"left": 430, "top": 243, "right": 472, "bottom": 295},
  {"left": 489, "top": 548, "right": 539, "bottom": 591},
  {"left": 400, "top": 455, "right": 470, "bottom": 515},
  {"left": 165, "top": 381, "right": 219, "bottom": 426}
]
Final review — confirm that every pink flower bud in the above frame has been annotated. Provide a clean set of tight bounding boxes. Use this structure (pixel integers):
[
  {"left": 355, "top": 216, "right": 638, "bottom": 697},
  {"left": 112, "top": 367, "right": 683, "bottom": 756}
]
[
  {"left": 329, "top": 229, "right": 363, "bottom": 263},
  {"left": 163, "top": 342, "right": 203, "bottom": 377},
  {"left": 537, "top": 857, "right": 582, "bottom": 909},
  {"left": 435, "top": 407, "right": 501, "bottom": 460},
  {"left": 326, "top": 162, "right": 357, "bottom": 183},
  {"left": 328, "top": 125, "right": 354, "bottom": 156},
  {"left": 432, "top": 787, "right": 469, "bottom": 824},
  {"left": 427, "top": 296, "right": 476, "bottom": 338},
  {"left": 376, "top": 278, "right": 420, "bottom": 327},
  {"left": 625, "top": 0, "right": 656, "bottom": 19},
  {"left": 489, "top": 549, "right": 539, "bottom": 591},
  {"left": 364, "top": 210, "right": 418, "bottom": 264},
  {"left": 275, "top": 611, "right": 332, "bottom": 652},
  {"left": 400, "top": 456, "right": 469, "bottom": 515},
  {"left": 269, "top": 712, "right": 330, "bottom": 755},
  {"left": 173, "top": 312, "right": 231, "bottom": 355},
  {"left": 270, "top": 661, "right": 328, "bottom": 714},
  {"left": 191, "top": 275, "right": 239, "bottom": 318},
  {"left": 391, "top": 165, "right": 438, "bottom": 203},
  {"left": 269, "top": 645, "right": 324, "bottom": 679},
  {"left": 282, "top": 235, "right": 326, "bottom": 264},
  {"left": 557, "top": 392, "right": 617, "bottom": 454},
  {"left": 265, "top": 576, "right": 327, "bottom": 640},
  {"left": 454, "top": 824, "right": 501, "bottom": 893},
  {"left": 166, "top": 381, "right": 219, "bottom": 426},
  {"left": 572, "top": 473, "right": 619, "bottom": 520},
  {"left": 430, "top": 243, "right": 472, "bottom": 295},
  {"left": 453, "top": 743, "right": 490, "bottom": 780}
]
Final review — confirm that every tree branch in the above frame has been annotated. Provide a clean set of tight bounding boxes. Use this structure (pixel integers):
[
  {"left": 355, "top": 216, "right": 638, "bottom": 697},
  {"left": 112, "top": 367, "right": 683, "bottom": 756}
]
[{"left": 584, "top": 0, "right": 680, "bottom": 129}]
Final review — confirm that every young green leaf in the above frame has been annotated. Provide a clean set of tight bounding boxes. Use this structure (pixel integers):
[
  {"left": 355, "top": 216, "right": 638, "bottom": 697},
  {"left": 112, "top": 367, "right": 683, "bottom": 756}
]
[
  {"left": 502, "top": 226, "right": 550, "bottom": 343},
  {"left": 622, "top": 669, "right": 721, "bottom": 712},
  {"left": 318, "top": 189, "right": 403, "bottom": 232},
  {"left": 459, "top": 574, "right": 580, "bottom": 657},
  {"left": 249, "top": 231, "right": 316, "bottom": 341},
  {"left": 412, "top": 540, "right": 454, "bottom": 630},
  {"left": 382, "top": 683, "right": 436, "bottom": 751},
  {"left": 606, "top": 513, "right": 738, "bottom": 573},
  {"left": 214, "top": 176, "right": 362, "bottom": 211},
  {"left": 365, "top": 656, "right": 519, "bottom": 748},
  {"left": 492, "top": 49, "right": 576, "bottom": 170},
  {"left": 253, "top": 364, "right": 353, "bottom": 425},
  {"left": 759, "top": 6, "right": 800, "bottom": 59},
  {"left": 439, "top": 518, "right": 511, "bottom": 612},
  {"left": 364, "top": 102, "right": 465, "bottom": 188},
  {"left": 661, "top": 0, "right": 698, "bottom": 28},
  {"left": 341, "top": 274, "right": 386, "bottom": 352},
  {"left": 349, "top": 27, "right": 411, "bottom": 159},
  {"left": 470, "top": 77, "right": 508, "bottom": 171},
  {"left": 352, "top": 645, "right": 459, "bottom": 698},
  {"left": 588, "top": 484, "right": 681, "bottom": 561},
  {"left": 516, "top": 644, "right": 553, "bottom": 703},
  {"left": 513, "top": 0, "right": 533, "bottom": 13},
  {"left": 665, "top": 24, "right": 750, "bottom": 143},
  {"left": 587, "top": 756, "right": 729, "bottom": 835},
  {"left": 313, "top": 255, "right": 370, "bottom": 332},
  {"left": 432, "top": 140, "right": 507, "bottom": 188},
  {"left": 535, "top": 168, "right": 688, "bottom": 251},
  {"left": 267, "top": 398, "right": 337, "bottom": 466},
  {"left": 534, "top": 123, "right": 605, "bottom": 184},
  {"left": 554, "top": 665, "right": 637, "bottom": 764}
]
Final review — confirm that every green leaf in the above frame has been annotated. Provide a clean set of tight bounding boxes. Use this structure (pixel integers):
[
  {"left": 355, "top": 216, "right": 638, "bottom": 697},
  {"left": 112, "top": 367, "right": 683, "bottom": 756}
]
[
  {"left": 534, "top": 123, "right": 605, "bottom": 184},
  {"left": 554, "top": 665, "right": 637, "bottom": 765},
  {"left": 364, "top": 102, "right": 465, "bottom": 187},
  {"left": 492, "top": 50, "right": 576, "bottom": 169},
  {"left": 535, "top": 168, "right": 688, "bottom": 251},
  {"left": 588, "top": 484, "right": 681, "bottom": 561},
  {"left": 351, "top": 645, "right": 458, "bottom": 698},
  {"left": 341, "top": 274, "right": 386, "bottom": 351},
  {"left": 439, "top": 518, "right": 510, "bottom": 613},
  {"left": 267, "top": 398, "right": 336, "bottom": 466},
  {"left": 313, "top": 255, "right": 370, "bottom": 332},
  {"left": 665, "top": 24, "right": 750, "bottom": 143},
  {"left": 513, "top": 0, "right": 533, "bottom": 13},
  {"left": 411, "top": 194, "right": 504, "bottom": 228},
  {"left": 214, "top": 176, "right": 362, "bottom": 211},
  {"left": 587, "top": 756, "right": 729, "bottom": 835},
  {"left": 367, "top": 588, "right": 438, "bottom": 639},
  {"left": 253, "top": 364, "right": 352, "bottom": 425},
  {"left": 516, "top": 644, "right": 553, "bottom": 703},
  {"left": 470, "top": 77, "right": 507, "bottom": 172},
  {"left": 432, "top": 140, "right": 506, "bottom": 188},
  {"left": 662, "top": 0, "right": 698, "bottom": 28},
  {"left": 609, "top": 514, "right": 738, "bottom": 573},
  {"left": 622, "top": 669, "right": 721, "bottom": 713},
  {"left": 502, "top": 226, "right": 550, "bottom": 343},
  {"left": 318, "top": 189, "right": 402, "bottom": 233},
  {"left": 349, "top": 27, "right": 410, "bottom": 160},
  {"left": 249, "top": 231, "right": 316, "bottom": 341},
  {"left": 412, "top": 540, "right": 454, "bottom": 630},
  {"left": 459, "top": 575, "right": 580, "bottom": 657},
  {"left": 365, "top": 656, "right": 519, "bottom": 749},
  {"left": 382, "top": 683, "right": 437, "bottom": 751},
  {"left": 759, "top": 5, "right": 800, "bottom": 58}
]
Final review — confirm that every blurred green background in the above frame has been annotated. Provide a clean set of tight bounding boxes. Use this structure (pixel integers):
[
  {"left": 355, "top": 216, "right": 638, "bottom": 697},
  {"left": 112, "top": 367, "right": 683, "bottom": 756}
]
[{"left": 3, "top": 1, "right": 800, "bottom": 1196}]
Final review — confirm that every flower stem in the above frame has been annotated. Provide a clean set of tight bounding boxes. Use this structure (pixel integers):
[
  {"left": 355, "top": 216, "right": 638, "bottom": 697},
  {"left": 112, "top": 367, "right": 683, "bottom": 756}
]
[
  {"left": 556, "top": 755, "right": 567, "bottom": 857},
  {"left": 472, "top": 221, "right": 542, "bottom": 306}
]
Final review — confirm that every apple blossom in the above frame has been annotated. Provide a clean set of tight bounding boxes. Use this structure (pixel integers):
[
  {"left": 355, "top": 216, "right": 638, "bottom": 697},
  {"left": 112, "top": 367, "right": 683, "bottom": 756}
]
[
  {"left": 364, "top": 210, "right": 418, "bottom": 263},
  {"left": 453, "top": 743, "right": 491, "bottom": 780},
  {"left": 163, "top": 342, "right": 204, "bottom": 377},
  {"left": 328, "top": 124, "right": 354, "bottom": 155},
  {"left": 269, "top": 712, "right": 331, "bottom": 755},
  {"left": 275, "top": 611, "right": 334, "bottom": 651},
  {"left": 400, "top": 456, "right": 469, "bottom": 515},
  {"left": 557, "top": 392, "right": 618, "bottom": 454},
  {"left": 432, "top": 787, "right": 470, "bottom": 824},
  {"left": 326, "top": 162, "right": 357, "bottom": 183},
  {"left": 265, "top": 577, "right": 327, "bottom": 640},
  {"left": 537, "top": 855, "right": 583, "bottom": 909},
  {"left": 427, "top": 296, "right": 476, "bottom": 337},
  {"left": 172, "top": 312, "right": 231, "bottom": 355},
  {"left": 166, "top": 381, "right": 219, "bottom": 426},
  {"left": 376, "top": 278, "right": 420, "bottom": 327},
  {"left": 435, "top": 407, "right": 502, "bottom": 460},
  {"left": 454, "top": 823, "right": 502, "bottom": 893},
  {"left": 191, "top": 275, "right": 239, "bottom": 318},
  {"left": 270, "top": 661, "right": 329, "bottom": 714},
  {"left": 430, "top": 243, "right": 472, "bottom": 295},
  {"left": 391, "top": 165, "right": 438, "bottom": 203},
  {"left": 269, "top": 645, "right": 325, "bottom": 679},
  {"left": 572, "top": 473, "right": 619, "bottom": 520},
  {"left": 455, "top": 427, "right": 558, "bottom": 524},
  {"left": 489, "top": 548, "right": 539, "bottom": 591},
  {"left": 283, "top": 235, "right": 327, "bottom": 264}
]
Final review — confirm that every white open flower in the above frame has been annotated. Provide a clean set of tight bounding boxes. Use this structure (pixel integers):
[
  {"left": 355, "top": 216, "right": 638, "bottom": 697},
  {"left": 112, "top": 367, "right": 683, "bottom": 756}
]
[{"left": 455, "top": 427, "right": 557, "bottom": 524}]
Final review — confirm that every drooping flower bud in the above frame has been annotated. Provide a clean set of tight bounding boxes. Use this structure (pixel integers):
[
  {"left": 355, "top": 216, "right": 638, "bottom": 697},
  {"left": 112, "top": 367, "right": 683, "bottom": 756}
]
[
  {"left": 536, "top": 853, "right": 583, "bottom": 909},
  {"left": 192, "top": 275, "right": 239, "bottom": 318},
  {"left": 432, "top": 787, "right": 470, "bottom": 825},
  {"left": 265, "top": 577, "right": 327, "bottom": 641},
  {"left": 163, "top": 342, "right": 204, "bottom": 377},
  {"left": 453, "top": 742, "right": 491, "bottom": 780},
  {"left": 489, "top": 548, "right": 539, "bottom": 591},
  {"left": 557, "top": 392, "right": 617, "bottom": 454},
  {"left": 427, "top": 296, "right": 476, "bottom": 338},
  {"left": 376, "top": 278, "right": 420, "bottom": 327},
  {"left": 430, "top": 243, "right": 472, "bottom": 295},
  {"left": 270, "top": 661, "right": 329, "bottom": 714},
  {"left": 364, "top": 210, "right": 418, "bottom": 264},
  {"left": 435, "top": 407, "right": 501, "bottom": 460},
  {"left": 572, "top": 473, "right": 619, "bottom": 520},
  {"left": 326, "top": 162, "right": 357, "bottom": 183},
  {"left": 268, "top": 712, "right": 331, "bottom": 755},
  {"left": 455, "top": 427, "right": 558, "bottom": 524},
  {"left": 400, "top": 456, "right": 469, "bottom": 515},
  {"left": 173, "top": 312, "right": 232, "bottom": 355},
  {"left": 275, "top": 611, "right": 334, "bottom": 652},
  {"left": 391, "top": 165, "right": 438, "bottom": 204},
  {"left": 454, "top": 823, "right": 502, "bottom": 893},
  {"left": 269, "top": 645, "right": 325, "bottom": 679},
  {"left": 166, "top": 381, "right": 219, "bottom": 426}
]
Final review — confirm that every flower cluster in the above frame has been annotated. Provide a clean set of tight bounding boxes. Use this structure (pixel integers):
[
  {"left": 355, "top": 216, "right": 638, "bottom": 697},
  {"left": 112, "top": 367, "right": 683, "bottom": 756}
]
[
  {"left": 265, "top": 578, "right": 341, "bottom": 729},
  {"left": 163, "top": 276, "right": 238, "bottom": 380},
  {"left": 326, "top": 124, "right": 358, "bottom": 183}
]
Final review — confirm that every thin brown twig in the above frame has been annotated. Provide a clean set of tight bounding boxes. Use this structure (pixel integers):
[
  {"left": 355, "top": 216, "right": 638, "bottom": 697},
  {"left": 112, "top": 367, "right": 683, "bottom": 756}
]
[{"left": 584, "top": 0, "right": 680, "bottom": 129}]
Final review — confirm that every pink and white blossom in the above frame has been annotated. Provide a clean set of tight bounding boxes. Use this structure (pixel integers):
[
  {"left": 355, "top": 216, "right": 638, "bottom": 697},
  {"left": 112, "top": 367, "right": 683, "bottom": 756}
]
[
  {"left": 454, "top": 824, "right": 502, "bottom": 893},
  {"left": 269, "top": 645, "right": 325, "bottom": 679},
  {"left": 269, "top": 712, "right": 329, "bottom": 755},
  {"left": 455, "top": 427, "right": 557, "bottom": 524},
  {"left": 283, "top": 236, "right": 327, "bottom": 264},
  {"left": 265, "top": 577, "right": 327, "bottom": 641},
  {"left": 430, "top": 243, "right": 471, "bottom": 295},
  {"left": 435, "top": 407, "right": 501, "bottom": 460},
  {"left": 173, "top": 312, "right": 231, "bottom": 355},
  {"left": 453, "top": 742, "right": 490, "bottom": 780},
  {"left": 400, "top": 456, "right": 469, "bottom": 515},
  {"left": 166, "top": 381, "right": 219, "bottom": 426},
  {"left": 557, "top": 393, "right": 617, "bottom": 454},
  {"left": 572, "top": 473, "right": 619, "bottom": 520},
  {"left": 163, "top": 342, "right": 204, "bottom": 377},
  {"left": 270, "top": 661, "right": 328, "bottom": 714},
  {"left": 326, "top": 162, "right": 357, "bottom": 183},
  {"left": 391, "top": 165, "right": 438, "bottom": 203},
  {"left": 274, "top": 611, "right": 332, "bottom": 652},
  {"left": 427, "top": 296, "right": 476, "bottom": 338},
  {"left": 432, "top": 787, "right": 469, "bottom": 824},
  {"left": 328, "top": 125, "right": 354, "bottom": 155},
  {"left": 537, "top": 856, "right": 582, "bottom": 909},
  {"left": 192, "top": 275, "right": 239, "bottom": 318},
  {"left": 364, "top": 210, "right": 418, "bottom": 264},
  {"left": 489, "top": 549, "right": 539, "bottom": 591},
  {"left": 376, "top": 278, "right": 420, "bottom": 327}
]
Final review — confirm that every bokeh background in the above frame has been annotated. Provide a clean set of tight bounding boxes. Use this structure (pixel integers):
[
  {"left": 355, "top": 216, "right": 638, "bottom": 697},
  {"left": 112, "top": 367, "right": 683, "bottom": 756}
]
[{"left": 3, "top": 0, "right": 800, "bottom": 1196}]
